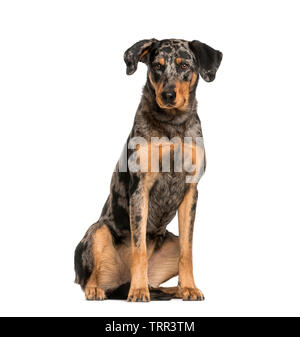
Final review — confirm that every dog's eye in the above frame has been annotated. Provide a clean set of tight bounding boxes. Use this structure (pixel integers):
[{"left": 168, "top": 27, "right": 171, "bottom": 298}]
[
  {"left": 153, "top": 63, "right": 161, "bottom": 71},
  {"left": 180, "top": 63, "right": 189, "bottom": 70}
]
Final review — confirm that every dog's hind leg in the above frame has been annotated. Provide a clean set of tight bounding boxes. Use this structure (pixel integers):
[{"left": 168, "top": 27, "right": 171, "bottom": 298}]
[
  {"left": 84, "top": 224, "right": 130, "bottom": 300},
  {"left": 148, "top": 232, "right": 180, "bottom": 289}
]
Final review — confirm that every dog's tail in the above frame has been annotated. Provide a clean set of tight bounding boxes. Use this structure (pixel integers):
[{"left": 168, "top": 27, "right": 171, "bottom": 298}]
[{"left": 106, "top": 283, "right": 175, "bottom": 301}]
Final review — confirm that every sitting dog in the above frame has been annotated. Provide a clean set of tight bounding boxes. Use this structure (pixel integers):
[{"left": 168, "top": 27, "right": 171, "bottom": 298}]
[{"left": 74, "top": 38, "right": 222, "bottom": 302}]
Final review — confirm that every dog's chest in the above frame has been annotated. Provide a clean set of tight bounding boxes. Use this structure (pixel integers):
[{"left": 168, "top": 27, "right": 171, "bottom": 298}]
[{"left": 147, "top": 172, "right": 187, "bottom": 233}]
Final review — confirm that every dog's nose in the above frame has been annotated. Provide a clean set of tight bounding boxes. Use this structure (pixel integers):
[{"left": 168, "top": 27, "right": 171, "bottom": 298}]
[{"left": 161, "top": 90, "right": 176, "bottom": 103}]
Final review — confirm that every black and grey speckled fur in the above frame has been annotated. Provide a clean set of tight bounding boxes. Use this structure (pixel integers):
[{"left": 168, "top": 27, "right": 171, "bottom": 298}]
[{"left": 74, "top": 39, "right": 222, "bottom": 290}]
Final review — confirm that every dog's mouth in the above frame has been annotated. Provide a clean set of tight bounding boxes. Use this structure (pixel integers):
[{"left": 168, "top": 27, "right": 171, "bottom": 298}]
[
  {"left": 156, "top": 98, "right": 186, "bottom": 111},
  {"left": 159, "top": 102, "right": 176, "bottom": 109}
]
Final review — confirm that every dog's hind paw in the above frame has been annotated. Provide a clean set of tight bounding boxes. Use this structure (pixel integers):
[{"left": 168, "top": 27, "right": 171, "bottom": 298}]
[
  {"left": 176, "top": 287, "right": 205, "bottom": 301},
  {"left": 85, "top": 287, "right": 106, "bottom": 301}
]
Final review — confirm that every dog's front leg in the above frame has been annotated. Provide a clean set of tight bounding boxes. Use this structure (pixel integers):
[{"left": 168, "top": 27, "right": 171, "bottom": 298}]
[
  {"left": 127, "top": 174, "right": 155, "bottom": 302},
  {"left": 177, "top": 184, "right": 205, "bottom": 301}
]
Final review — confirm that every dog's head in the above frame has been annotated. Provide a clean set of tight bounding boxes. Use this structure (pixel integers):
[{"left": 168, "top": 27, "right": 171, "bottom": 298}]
[{"left": 124, "top": 39, "right": 222, "bottom": 110}]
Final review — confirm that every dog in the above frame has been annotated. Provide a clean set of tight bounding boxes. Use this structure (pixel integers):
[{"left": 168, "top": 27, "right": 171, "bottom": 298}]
[{"left": 74, "top": 38, "right": 222, "bottom": 302}]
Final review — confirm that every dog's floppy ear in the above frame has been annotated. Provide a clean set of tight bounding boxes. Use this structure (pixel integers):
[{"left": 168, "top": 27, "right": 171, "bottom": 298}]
[
  {"left": 189, "top": 40, "right": 222, "bottom": 82},
  {"left": 124, "top": 39, "right": 158, "bottom": 75}
]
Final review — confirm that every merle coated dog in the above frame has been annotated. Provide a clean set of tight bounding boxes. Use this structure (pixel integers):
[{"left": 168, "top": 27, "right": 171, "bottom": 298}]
[{"left": 74, "top": 39, "right": 222, "bottom": 302}]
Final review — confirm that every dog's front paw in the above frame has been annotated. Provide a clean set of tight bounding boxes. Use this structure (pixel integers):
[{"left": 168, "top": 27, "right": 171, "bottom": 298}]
[
  {"left": 85, "top": 286, "right": 106, "bottom": 301},
  {"left": 127, "top": 287, "right": 150, "bottom": 302},
  {"left": 176, "top": 286, "right": 205, "bottom": 301}
]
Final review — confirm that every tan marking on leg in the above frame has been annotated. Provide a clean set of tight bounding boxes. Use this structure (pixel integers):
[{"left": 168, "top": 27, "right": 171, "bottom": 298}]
[
  {"left": 177, "top": 185, "right": 204, "bottom": 301},
  {"left": 128, "top": 173, "right": 157, "bottom": 302}
]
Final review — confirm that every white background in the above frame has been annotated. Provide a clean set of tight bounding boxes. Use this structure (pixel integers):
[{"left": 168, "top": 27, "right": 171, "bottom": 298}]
[{"left": 0, "top": 0, "right": 300, "bottom": 317}]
